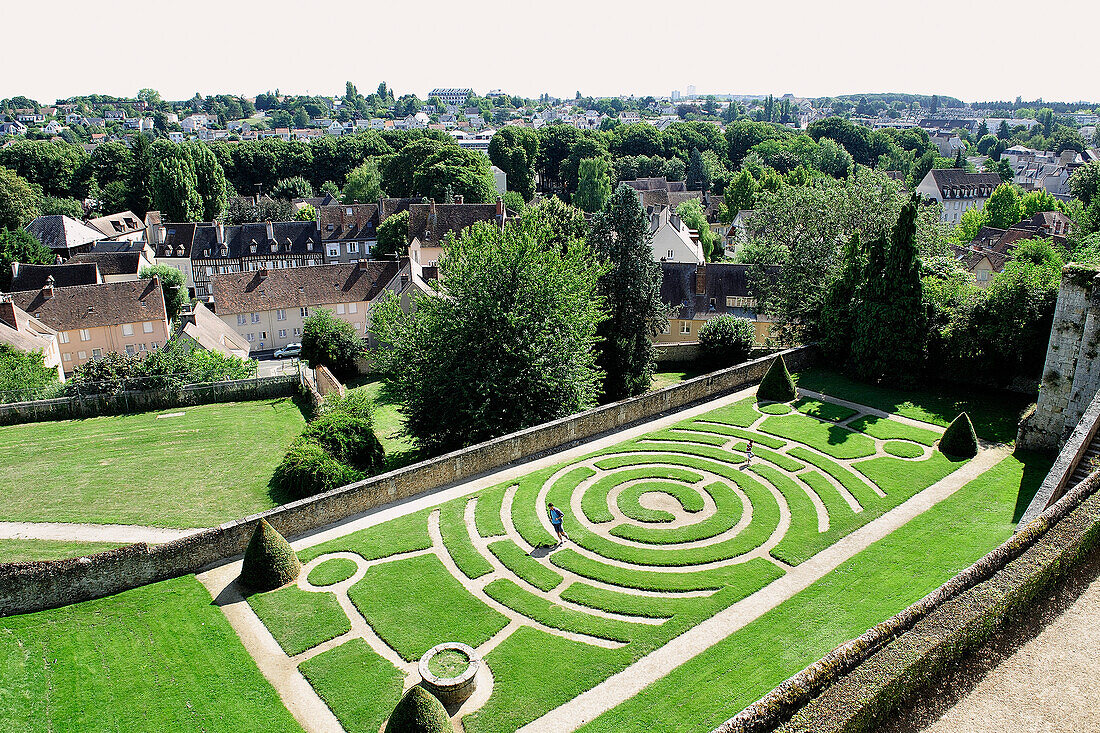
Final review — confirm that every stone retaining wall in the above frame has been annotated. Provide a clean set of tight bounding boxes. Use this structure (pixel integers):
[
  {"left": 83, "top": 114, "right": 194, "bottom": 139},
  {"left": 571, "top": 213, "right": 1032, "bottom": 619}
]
[
  {"left": 655, "top": 342, "right": 701, "bottom": 363},
  {"left": 0, "top": 375, "right": 300, "bottom": 426},
  {"left": 0, "top": 346, "right": 817, "bottom": 616}
]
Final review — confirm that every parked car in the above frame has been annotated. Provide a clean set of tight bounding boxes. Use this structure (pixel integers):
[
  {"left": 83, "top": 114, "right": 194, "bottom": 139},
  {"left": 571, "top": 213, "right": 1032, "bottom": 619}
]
[{"left": 274, "top": 343, "right": 302, "bottom": 359}]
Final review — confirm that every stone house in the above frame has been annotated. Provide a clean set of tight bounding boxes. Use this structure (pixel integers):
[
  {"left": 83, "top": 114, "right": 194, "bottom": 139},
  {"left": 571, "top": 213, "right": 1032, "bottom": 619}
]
[{"left": 655, "top": 262, "right": 777, "bottom": 345}]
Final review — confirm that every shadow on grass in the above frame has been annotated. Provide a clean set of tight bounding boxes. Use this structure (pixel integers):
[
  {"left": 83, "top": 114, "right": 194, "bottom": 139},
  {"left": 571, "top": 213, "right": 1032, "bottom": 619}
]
[
  {"left": 796, "top": 367, "right": 1036, "bottom": 444},
  {"left": 1012, "top": 449, "right": 1056, "bottom": 523}
]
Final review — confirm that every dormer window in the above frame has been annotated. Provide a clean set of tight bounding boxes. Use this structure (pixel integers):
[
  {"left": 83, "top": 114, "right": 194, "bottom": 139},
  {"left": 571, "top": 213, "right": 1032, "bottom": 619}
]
[
  {"left": 250, "top": 244, "right": 257, "bottom": 254},
  {"left": 270, "top": 243, "right": 277, "bottom": 252}
]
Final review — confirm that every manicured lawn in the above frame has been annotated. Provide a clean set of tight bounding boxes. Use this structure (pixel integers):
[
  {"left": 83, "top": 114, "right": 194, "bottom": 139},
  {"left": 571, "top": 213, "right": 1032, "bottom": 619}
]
[
  {"left": 307, "top": 557, "right": 359, "bottom": 586},
  {"left": 0, "top": 399, "right": 307, "bottom": 527},
  {"left": 577, "top": 451, "right": 1049, "bottom": 732},
  {"left": 0, "top": 575, "right": 302, "bottom": 733},
  {"left": 299, "top": 638, "right": 404, "bottom": 733},
  {"left": 795, "top": 367, "right": 1034, "bottom": 444},
  {"left": 246, "top": 585, "right": 351, "bottom": 656},
  {"left": 649, "top": 366, "right": 709, "bottom": 391},
  {"left": 0, "top": 539, "right": 122, "bottom": 563}
]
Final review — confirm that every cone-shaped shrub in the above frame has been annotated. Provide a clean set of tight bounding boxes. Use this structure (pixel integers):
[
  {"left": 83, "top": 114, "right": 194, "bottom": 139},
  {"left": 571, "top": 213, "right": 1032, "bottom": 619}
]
[
  {"left": 239, "top": 519, "right": 301, "bottom": 591},
  {"left": 940, "top": 412, "right": 979, "bottom": 457},
  {"left": 385, "top": 685, "right": 455, "bottom": 733},
  {"left": 757, "top": 354, "right": 796, "bottom": 403}
]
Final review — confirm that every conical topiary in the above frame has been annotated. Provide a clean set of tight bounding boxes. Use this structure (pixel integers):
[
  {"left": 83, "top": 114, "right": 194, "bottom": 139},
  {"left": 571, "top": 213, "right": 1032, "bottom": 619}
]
[
  {"left": 239, "top": 519, "right": 301, "bottom": 591},
  {"left": 939, "top": 412, "right": 979, "bottom": 458},
  {"left": 385, "top": 685, "right": 455, "bottom": 733},
  {"left": 757, "top": 354, "right": 796, "bottom": 403}
]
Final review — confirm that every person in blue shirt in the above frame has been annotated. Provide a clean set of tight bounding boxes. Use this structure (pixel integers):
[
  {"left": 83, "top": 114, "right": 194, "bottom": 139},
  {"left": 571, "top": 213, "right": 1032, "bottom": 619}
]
[{"left": 548, "top": 502, "right": 567, "bottom": 546}]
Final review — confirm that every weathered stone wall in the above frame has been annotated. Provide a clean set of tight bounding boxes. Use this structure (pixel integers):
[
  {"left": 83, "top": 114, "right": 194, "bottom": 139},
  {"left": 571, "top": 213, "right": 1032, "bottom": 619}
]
[
  {"left": 314, "top": 364, "right": 345, "bottom": 399},
  {"left": 1018, "top": 265, "right": 1100, "bottom": 452},
  {"left": 0, "top": 346, "right": 816, "bottom": 616},
  {"left": 655, "top": 342, "right": 701, "bottom": 363},
  {"left": 0, "top": 375, "right": 300, "bottom": 426}
]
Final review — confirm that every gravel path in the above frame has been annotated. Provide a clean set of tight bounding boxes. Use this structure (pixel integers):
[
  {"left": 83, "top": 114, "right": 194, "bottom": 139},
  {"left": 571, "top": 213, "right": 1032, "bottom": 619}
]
[{"left": 0, "top": 520, "right": 203, "bottom": 544}]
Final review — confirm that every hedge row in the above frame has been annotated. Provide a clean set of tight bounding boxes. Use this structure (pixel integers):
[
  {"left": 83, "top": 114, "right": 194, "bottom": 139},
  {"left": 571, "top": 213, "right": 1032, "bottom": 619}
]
[{"left": 707, "top": 468, "right": 1100, "bottom": 733}]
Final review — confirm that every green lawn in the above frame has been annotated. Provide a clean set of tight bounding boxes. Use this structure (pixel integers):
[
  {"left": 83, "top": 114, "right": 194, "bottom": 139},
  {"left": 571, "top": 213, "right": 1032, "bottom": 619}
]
[
  {"left": 649, "top": 366, "right": 710, "bottom": 392},
  {"left": 578, "top": 451, "right": 1049, "bottom": 732},
  {"left": 246, "top": 585, "right": 351, "bottom": 656},
  {"left": 299, "top": 638, "right": 405, "bottom": 733},
  {"left": 343, "top": 377, "right": 420, "bottom": 471},
  {"left": 795, "top": 367, "right": 1034, "bottom": 444},
  {"left": 0, "top": 539, "right": 123, "bottom": 563},
  {"left": 0, "top": 575, "right": 303, "bottom": 733},
  {"left": 0, "top": 399, "right": 307, "bottom": 528}
]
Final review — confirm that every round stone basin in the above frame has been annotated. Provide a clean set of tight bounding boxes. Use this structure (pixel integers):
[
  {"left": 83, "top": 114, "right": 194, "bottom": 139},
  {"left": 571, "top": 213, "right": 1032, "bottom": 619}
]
[{"left": 419, "top": 642, "right": 480, "bottom": 707}]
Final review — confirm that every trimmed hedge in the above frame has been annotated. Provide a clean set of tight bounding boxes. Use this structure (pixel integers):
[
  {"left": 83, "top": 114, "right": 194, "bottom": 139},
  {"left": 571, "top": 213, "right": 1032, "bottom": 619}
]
[
  {"left": 239, "top": 519, "right": 301, "bottom": 591},
  {"left": 301, "top": 412, "right": 384, "bottom": 473},
  {"left": 939, "top": 412, "right": 979, "bottom": 458},
  {"left": 758, "top": 355, "right": 796, "bottom": 403},
  {"left": 384, "top": 684, "right": 455, "bottom": 733},
  {"left": 699, "top": 315, "right": 756, "bottom": 368},
  {"left": 271, "top": 440, "right": 362, "bottom": 500}
]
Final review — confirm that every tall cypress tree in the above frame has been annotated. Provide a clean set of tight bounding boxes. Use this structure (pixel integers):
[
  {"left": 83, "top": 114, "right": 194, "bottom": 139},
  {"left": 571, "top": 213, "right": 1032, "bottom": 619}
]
[
  {"left": 850, "top": 196, "right": 925, "bottom": 382},
  {"left": 589, "top": 183, "right": 666, "bottom": 401}
]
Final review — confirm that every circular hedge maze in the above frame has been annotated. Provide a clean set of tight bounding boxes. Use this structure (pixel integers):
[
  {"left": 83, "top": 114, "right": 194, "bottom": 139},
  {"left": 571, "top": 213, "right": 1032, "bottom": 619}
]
[{"left": 244, "top": 393, "right": 969, "bottom": 733}]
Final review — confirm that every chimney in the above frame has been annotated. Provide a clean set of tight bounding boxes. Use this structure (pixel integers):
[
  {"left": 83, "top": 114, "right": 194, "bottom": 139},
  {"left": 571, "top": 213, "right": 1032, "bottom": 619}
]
[
  {"left": 496, "top": 195, "right": 505, "bottom": 219},
  {"left": 215, "top": 220, "right": 224, "bottom": 244},
  {"left": 265, "top": 220, "right": 274, "bottom": 241},
  {"left": 54, "top": 254, "right": 63, "bottom": 265},
  {"left": 258, "top": 268, "right": 269, "bottom": 279},
  {"left": 695, "top": 264, "right": 706, "bottom": 295},
  {"left": 43, "top": 275, "right": 56, "bottom": 300},
  {"left": 428, "top": 200, "right": 437, "bottom": 229},
  {"left": 0, "top": 296, "right": 15, "bottom": 329}
]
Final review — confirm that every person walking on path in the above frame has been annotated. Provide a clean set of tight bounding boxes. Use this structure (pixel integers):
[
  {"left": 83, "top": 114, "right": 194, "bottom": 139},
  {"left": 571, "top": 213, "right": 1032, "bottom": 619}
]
[
  {"left": 745, "top": 440, "right": 754, "bottom": 466},
  {"left": 548, "top": 502, "right": 567, "bottom": 546}
]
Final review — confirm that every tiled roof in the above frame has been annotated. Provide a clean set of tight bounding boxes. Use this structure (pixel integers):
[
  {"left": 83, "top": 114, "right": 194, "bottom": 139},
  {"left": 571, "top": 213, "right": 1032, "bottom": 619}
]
[
  {"left": 926, "top": 169, "right": 1002, "bottom": 189},
  {"left": 156, "top": 222, "right": 197, "bottom": 258},
  {"left": 379, "top": 197, "right": 423, "bottom": 221},
  {"left": 407, "top": 203, "right": 501, "bottom": 245},
  {"left": 177, "top": 302, "right": 249, "bottom": 356},
  {"left": 24, "top": 215, "right": 104, "bottom": 252},
  {"left": 88, "top": 240, "right": 148, "bottom": 254},
  {"left": 0, "top": 299, "right": 57, "bottom": 354},
  {"left": 86, "top": 211, "right": 144, "bottom": 239},
  {"left": 10, "top": 278, "right": 167, "bottom": 331},
  {"left": 192, "top": 222, "right": 321, "bottom": 260},
  {"left": 9, "top": 262, "right": 100, "bottom": 291},
  {"left": 210, "top": 261, "right": 400, "bottom": 314},
  {"left": 660, "top": 262, "right": 778, "bottom": 319},
  {"left": 318, "top": 204, "right": 380, "bottom": 242},
  {"left": 68, "top": 252, "right": 142, "bottom": 276}
]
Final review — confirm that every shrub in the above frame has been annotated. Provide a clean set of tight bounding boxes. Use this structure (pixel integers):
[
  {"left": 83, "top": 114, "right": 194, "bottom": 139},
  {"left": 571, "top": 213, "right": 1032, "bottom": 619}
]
[
  {"left": 384, "top": 685, "right": 454, "bottom": 733},
  {"left": 301, "top": 309, "right": 365, "bottom": 381},
  {"left": 317, "top": 389, "right": 375, "bottom": 422},
  {"left": 301, "top": 412, "right": 384, "bottom": 473},
  {"left": 271, "top": 439, "right": 361, "bottom": 500},
  {"left": 940, "top": 412, "right": 978, "bottom": 457},
  {"left": 698, "top": 315, "right": 755, "bottom": 367},
  {"left": 757, "top": 354, "right": 796, "bottom": 402},
  {"left": 239, "top": 519, "right": 301, "bottom": 591},
  {"left": 0, "top": 343, "right": 61, "bottom": 402}
]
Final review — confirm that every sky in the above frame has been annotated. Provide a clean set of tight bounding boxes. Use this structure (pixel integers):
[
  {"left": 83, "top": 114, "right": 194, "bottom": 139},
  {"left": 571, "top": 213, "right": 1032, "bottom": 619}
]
[{"left": 2, "top": 0, "right": 1098, "bottom": 105}]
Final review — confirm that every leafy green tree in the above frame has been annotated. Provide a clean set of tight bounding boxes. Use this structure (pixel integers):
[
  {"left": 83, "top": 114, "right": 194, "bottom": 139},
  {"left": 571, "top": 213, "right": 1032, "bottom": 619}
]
[
  {"left": 954, "top": 206, "right": 987, "bottom": 243},
  {"left": 816, "top": 138, "right": 854, "bottom": 178},
  {"left": 342, "top": 159, "right": 384, "bottom": 204},
  {"left": 849, "top": 197, "right": 926, "bottom": 382},
  {"left": 140, "top": 265, "right": 188, "bottom": 323},
  {"left": 984, "top": 183, "right": 1024, "bottom": 229},
  {"left": 0, "top": 166, "right": 40, "bottom": 230},
  {"left": 185, "top": 142, "right": 229, "bottom": 221},
  {"left": 720, "top": 169, "right": 758, "bottom": 221},
  {"left": 698, "top": 315, "right": 755, "bottom": 367},
  {"left": 588, "top": 183, "right": 666, "bottom": 401},
  {"left": 375, "top": 210, "right": 409, "bottom": 259},
  {"left": 1021, "top": 189, "right": 1060, "bottom": 217},
  {"left": 676, "top": 199, "right": 717, "bottom": 260},
  {"left": 300, "top": 308, "right": 364, "bottom": 380},
  {"left": 39, "top": 196, "right": 84, "bottom": 218},
  {"left": 574, "top": 157, "right": 611, "bottom": 213},
  {"left": 150, "top": 146, "right": 202, "bottom": 221},
  {"left": 370, "top": 217, "right": 607, "bottom": 453},
  {"left": 520, "top": 196, "right": 588, "bottom": 252},
  {"left": 1069, "top": 161, "right": 1100, "bottom": 207},
  {"left": 271, "top": 176, "right": 313, "bottom": 200},
  {"left": 0, "top": 228, "right": 51, "bottom": 290},
  {"left": 503, "top": 190, "right": 525, "bottom": 213},
  {"left": 0, "top": 140, "right": 90, "bottom": 199},
  {"left": 0, "top": 344, "right": 60, "bottom": 401},
  {"left": 488, "top": 127, "right": 539, "bottom": 201},
  {"left": 296, "top": 203, "right": 317, "bottom": 221}
]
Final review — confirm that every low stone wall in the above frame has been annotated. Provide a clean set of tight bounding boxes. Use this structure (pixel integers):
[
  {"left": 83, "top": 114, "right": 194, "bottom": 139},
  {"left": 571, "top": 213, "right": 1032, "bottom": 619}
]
[
  {"left": 0, "top": 375, "right": 300, "bottom": 426},
  {"left": 0, "top": 346, "right": 817, "bottom": 616},
  {"left": 708, "top": 456, "right": 1100, "bottom": 733},
  {"left": 655, "top": 342, "right": 701, "bottom": 363},
  {"left": 314, "top": 364, "right": 345, "bottom": 399}
]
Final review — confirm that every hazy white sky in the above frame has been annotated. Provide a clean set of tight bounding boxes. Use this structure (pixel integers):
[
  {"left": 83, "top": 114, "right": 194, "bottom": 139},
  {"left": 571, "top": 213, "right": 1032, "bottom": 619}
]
[{"left": 3, "top": 0, "right": 1097, "bottom": 104}]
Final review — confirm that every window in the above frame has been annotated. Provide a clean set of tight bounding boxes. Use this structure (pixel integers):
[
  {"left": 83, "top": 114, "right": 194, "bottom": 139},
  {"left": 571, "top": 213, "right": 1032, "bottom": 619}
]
[
  {"left": 63, "top": 353, "right": 71, "bottom": 362},
  {"left": 260, "top": 331, "right": 267, "bottom": 340},
  {"left": 237, "top": 314, "right": 246, "bottom": 326},
  {"left": 125, "top": 345, "right": 136, "bottom": 355},
  {"left": 79, "top": 329, "right": 90, "bottom": 341},
  {"left": 246, "top": 333, "right": 255, "bottom": 342},
  {"left": 251, "top": 313, "right": 260, "bottom": 324},
  {"left": 348, "top": 242, "right": 359, "bottom": 253},
  {"left": 122, "top": 323, "right": 134, "bottom": 336},
  {"left": 150, "top": 342, "right": 159, "bottom": 349},
  {"left": 276, "top": 309, "right": 287, "bottom": 321},
  {"left": 293, "top": 327, "right": 301, "bottom": 336},
  {"left": 680, "top": 321, "right": 691, "bottom": 334},
  {"left": 300, "top": 307, "right": 308, "bottom": 317},
  {"left": 142, "top": 321, "right": 153, "bottom": 333},
  {"left": 205, "top": 267, "right": 213, "bottom": 276},
  {"left": 138, "top": 343, "right": 147, "bottom": 351},
  {"left": 92, "top": 349, "right": 102, "bottom": 359},
  {"left": 336, "top": 304, "right": 345, "bottom": 314},
  {"left": 661, "top": 321, "right": 671, "bottom": 334},
  {"left": 327, "top": 245, "right": 340, "bottom": 258},
  {"left": 58, "top": 331, "right": 70, "bottom": 344},
  {"left": 78, "top": 351, "right": 87, "bottom": 360},
  {"left": 346, "top": 207, "right": 353, "bottom": 216},
  {"left": 278, "top": 329, "right": 287, "bottom": 338},
  {"left": 667, "top": 250, "right": 674, "bottom": 259},
  {"left": 348, "top": 303, "right": 357, "bottom": 314}
]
